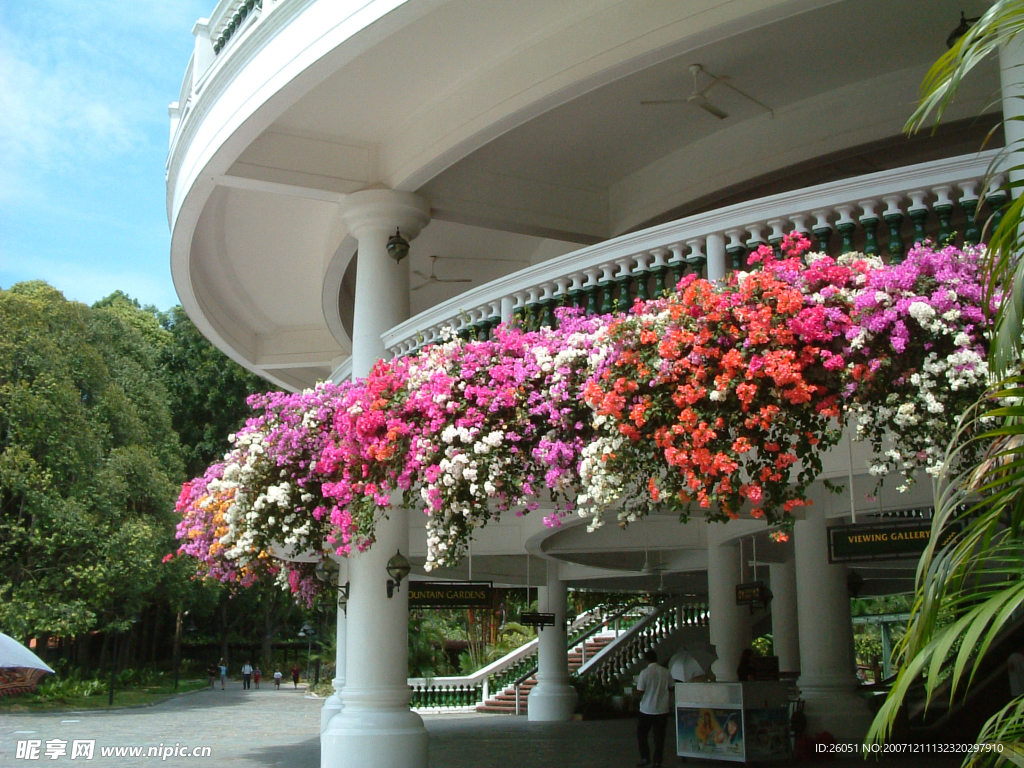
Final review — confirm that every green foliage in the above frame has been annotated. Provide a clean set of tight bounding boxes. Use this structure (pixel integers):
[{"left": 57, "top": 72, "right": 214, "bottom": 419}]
[
  {"left": 158, "top": 306, "right": 274, "bottom": 477},
  {"left": 870, "top": 5, "right": 1024, "bottom": 762},
  {"left": 751, "top": 634, "right": 773, "bottom": 657},
  {"left": 409, "top": 615, "right": 452, "bottom": 678},
  {"left": 0, "top": 284, "right": 185, "bottom": 638}
]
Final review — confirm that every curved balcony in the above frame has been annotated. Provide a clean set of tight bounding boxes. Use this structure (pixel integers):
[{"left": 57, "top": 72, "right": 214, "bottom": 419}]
[{"left": 381, "top": 150, "right": 1004, "bottom": 359}]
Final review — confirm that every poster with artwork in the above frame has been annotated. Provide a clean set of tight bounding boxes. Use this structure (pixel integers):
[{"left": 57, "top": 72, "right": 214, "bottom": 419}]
[
  {"left": 676, "top": 706, "right": 745, "bottom": 762},
  {"left": 744, "top": 707, "right": 791, "bottom": 761}
]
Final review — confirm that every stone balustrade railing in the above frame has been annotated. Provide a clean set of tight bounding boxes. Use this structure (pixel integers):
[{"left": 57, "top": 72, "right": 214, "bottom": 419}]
[
  {"left": 576, "top": 599, "right": 710, "bottom": 687},
  {"left": 382, "top": 150, "right": 1004, "bottom": 358},
  {"left": 407, "top": 605, "right": 606, "bottom": 711},
  {"left": 208, "top": 0, "right": 264, "bottom": 54}
]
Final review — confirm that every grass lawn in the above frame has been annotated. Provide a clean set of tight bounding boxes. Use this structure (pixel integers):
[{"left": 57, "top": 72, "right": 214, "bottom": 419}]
[{"left": 0, "top": 678, "right": 209, "bottom": 712}]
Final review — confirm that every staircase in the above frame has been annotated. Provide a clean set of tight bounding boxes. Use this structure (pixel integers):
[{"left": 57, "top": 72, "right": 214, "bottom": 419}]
[{"left": 476, "top": 634, "right": 614, "bottom": 714}]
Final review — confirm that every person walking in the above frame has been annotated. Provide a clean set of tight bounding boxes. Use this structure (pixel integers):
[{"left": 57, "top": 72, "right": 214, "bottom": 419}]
[
  {"left": 206, "top": 663, "right": 218, "bottom": 689},
  {"left": 253, "top": 667, "right": 262, "bottom": 689},
  {"left": 218, "top": 658, "right": 228, "bottom": 691},
  {"left": 636, "top": 649, "right": 675, "bottom": 767},
  {"left": 273, "top": 669, "right": 283, "bottom": 689},
  {"left": 291, "top": 663, "right": 301, "bottom": 689},
  {"left": 241, "top": 661, "right": 253, "bottom": 690}
]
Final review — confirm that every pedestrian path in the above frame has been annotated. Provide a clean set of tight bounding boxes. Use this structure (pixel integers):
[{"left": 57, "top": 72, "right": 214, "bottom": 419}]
[{"left": 0, "top": 682, "right": 966, "bottom": 767}]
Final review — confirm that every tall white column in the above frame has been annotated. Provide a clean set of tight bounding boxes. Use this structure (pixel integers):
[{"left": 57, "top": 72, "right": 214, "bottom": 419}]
[
  {"left": 528, "top": 559, "right": 577, "bottom": 721},
  {"left": 769, "top": 559, "right": 800, "bottom": 675},
  {"left": 322, "top": 190, "right": 430, "bottom": 768},
  {"left": 343, "top": 189, "right": 430, "bottom": 377},
  {"left": 320, "top": 556, "right": 348, "bottom": 733},
  {"left": 1000, "top": 33, "right": 1024, "bottom": 188},
  {"left": 794, "top": 507, "right": 871, "bottom": 742},
  {"left": 707, "top": 525, "right": 749, "bottom": 681}
]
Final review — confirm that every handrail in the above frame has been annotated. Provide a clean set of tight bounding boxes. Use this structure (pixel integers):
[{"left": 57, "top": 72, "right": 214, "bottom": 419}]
[
  {"left": 381, "top": 150, "right": 1002, "bottom": 358},
  {"left": 408, "top": 605, "right": 604, "bottom": 709},
  {"left": 577, "top": 598, "right": 709, "bottom": 684}
]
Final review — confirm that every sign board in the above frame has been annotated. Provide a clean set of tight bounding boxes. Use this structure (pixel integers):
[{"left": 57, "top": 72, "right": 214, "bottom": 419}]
[
  {"left": 408, "top": 581, "right": 493, "bottom": 608},
  {"left": 520, "top": 612, "right": 557, "bottom": 628},
  {"left": 735, "top": 581, "right": 772, "bottom": 608},
  {"left": 749, "top": 656, "right": 779, "bottom": 682},
  {"left": 827, "top": 520, "right": 962, "bottom": 563}
]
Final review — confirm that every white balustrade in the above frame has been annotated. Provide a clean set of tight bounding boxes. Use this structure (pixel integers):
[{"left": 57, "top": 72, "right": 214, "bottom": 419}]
[{"left": 381, "top": 151, "right": 1003, "bottom": 359}]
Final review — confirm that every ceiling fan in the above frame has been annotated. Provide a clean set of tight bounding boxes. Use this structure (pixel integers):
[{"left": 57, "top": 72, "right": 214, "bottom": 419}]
[
  {"left": 641, "top": 64, "right": 773, "bottom": 120},
  {"left": 411, "top": 255, "right": 473, "bottom": 291}
]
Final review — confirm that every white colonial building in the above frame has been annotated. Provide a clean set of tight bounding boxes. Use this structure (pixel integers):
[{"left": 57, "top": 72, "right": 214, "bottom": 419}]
[{"left": 167, "top": 1, "right": 1014, "bottom": 765}]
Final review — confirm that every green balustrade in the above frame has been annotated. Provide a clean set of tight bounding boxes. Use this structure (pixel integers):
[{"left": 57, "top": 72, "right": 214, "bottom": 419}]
[
  {"left": 813, "top": 226, "right": 832, "bottom": 254},
  {"left": 651, "top": 266, "right": 667, "bottom": 296},
  {"left": 614, "top": 275, "right": 632, "bottom": 313},
  {"left": 934, "top": 203, "right": 954, "bottom": 245},
  {"left": 884, "top": 212, "right": 904, "bottom": 263},
  {"left": 635, "top": 268, "right": 650, "bottom": 301},
  {"left": 599, "top": 281, "right": 614, "bottom": 314},
  {"left": 962, "top": 198, "right": 981, "bottom": 245},
  {"left": 988, "top": 190, "right": 1008, "bottom": 234},
  {"left": 861, "top": 217, "right": 880, "bottom": 256},
  {"left": 837, "top": 221, "right": 856, "bottom": 254},
  {"left": 908, "top": 207, "right": 928, "bottom": 246},
  {"left": 727, "top": 246, "right": 746, "bottom": 271}
]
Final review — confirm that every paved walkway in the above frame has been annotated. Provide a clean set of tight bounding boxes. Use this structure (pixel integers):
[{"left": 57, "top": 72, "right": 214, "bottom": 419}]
[{"left": 0, "top": 684, "right": 965, "bottom": 767}]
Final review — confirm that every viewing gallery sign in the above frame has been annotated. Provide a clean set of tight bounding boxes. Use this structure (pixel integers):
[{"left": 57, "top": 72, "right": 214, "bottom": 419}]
[
  {"left": 408, "top": 582, "right": 493, "bottom": 608},
  {"left": 827, "top": 517, "right": 961, "bottom": 563}
]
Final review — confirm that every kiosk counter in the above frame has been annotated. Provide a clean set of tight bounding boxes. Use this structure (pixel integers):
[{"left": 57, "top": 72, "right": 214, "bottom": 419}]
[{"left": 674, "top": 681, "right": 791, "bottom": 763}]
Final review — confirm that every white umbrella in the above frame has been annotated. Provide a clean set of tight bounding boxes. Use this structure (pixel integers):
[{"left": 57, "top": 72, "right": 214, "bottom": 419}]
[
  {"left": 0, "top": 633, "right": 54, "bottom": 673},
  {"left": 669, "top": 650, "right": 706, "bottom": 681},
  {"left": 669, "top": 641, "right": 718, "bottom": 681},
  {"left": 0, "top": 633, "right": 54, "bottom": 697}
]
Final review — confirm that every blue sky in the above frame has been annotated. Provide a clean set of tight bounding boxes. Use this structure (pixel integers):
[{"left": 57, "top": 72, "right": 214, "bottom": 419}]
[{"left": 1, "top": 0, "right": 210, "bottom": 311}]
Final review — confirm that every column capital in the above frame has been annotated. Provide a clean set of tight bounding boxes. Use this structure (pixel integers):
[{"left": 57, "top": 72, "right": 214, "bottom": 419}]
[{"left": 340, "top": 189, "right": 430, "bottom": 241}]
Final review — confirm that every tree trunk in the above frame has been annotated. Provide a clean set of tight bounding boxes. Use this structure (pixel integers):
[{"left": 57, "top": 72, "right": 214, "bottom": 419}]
[
  {"left": 172, "top": 609, "right": 183, "bottom": 672},
  {"left": 219, "top": 599, "right": 230, "bottom": 663}
]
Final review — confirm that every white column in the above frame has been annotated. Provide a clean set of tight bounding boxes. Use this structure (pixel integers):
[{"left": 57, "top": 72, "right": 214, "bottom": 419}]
[
  {"left": 342, "top": 189, "right": 430, "bottom": 378},
  {"left": 706, "top": 233, "right": 727, "bottom": 281},
  {"left": 707, "top": 526, "right": 749, "bottom": 681},
  {"left": 794, "top": 507, "right": 871, "bottom": 742},
  {"left": 528, "top": 559, "right": 577, "bottom": 721},
  {"left": 320, "top": 556, "right": 348, "bottom": 733},
  {"left": 1001, "top": 33, "right": 1024, "bottom": 188},
  {"left": 322, "top": 190, "right": 430, "bottom": 768},
  {"left": 769, "top": 559, "right": 800, "bottom": 675}
]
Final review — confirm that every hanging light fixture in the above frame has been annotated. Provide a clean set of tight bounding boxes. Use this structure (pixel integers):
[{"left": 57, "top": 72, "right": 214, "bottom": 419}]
[
  {"left": 946, "top": 12, "right": 979, "bottom": 49},
  {"left": 386, "top": 550, "right": 411, "bottom": 597},
  {"left": 386, "top": 227, "right": 410, "bottom": 262}
]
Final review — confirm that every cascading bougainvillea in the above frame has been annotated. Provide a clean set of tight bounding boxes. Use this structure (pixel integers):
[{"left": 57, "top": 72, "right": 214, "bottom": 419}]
[
  {"left": 171, "top": 236, "right": 994, "bottom": 601},
  {"left": 577, "top": 233, "right": 868, "bottom": 529}
]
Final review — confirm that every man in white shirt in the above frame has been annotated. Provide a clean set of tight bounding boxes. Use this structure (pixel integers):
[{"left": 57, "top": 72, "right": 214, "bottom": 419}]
[
  {"left": 241, "top": 661, "right": 253, "bottom": 690},
  {"left": 636, "top": 649, "right": 676, "bottom": 767}
]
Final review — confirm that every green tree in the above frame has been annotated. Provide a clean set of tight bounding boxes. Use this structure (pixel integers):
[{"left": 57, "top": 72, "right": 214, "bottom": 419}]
[
  {"left": 0, "top": 284, "right": 182, "bottom": 646},
  {"left": 158, "top": 306, "right": 273, "bottom": 477}
]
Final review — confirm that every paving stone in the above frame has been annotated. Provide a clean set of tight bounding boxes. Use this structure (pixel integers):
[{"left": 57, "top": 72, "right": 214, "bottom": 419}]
[{"left": 0, "top": 684, "right": 967, "bottom": 768}]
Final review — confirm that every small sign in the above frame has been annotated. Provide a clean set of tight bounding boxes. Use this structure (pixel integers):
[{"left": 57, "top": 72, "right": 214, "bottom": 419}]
[
  {"left": 828, "top": 520, "right": 962, "bottom": 563},
  {"left": 408, "top": 581, "right": 493, "bottom": 608},
  {"left": 736, "top": 581, "right": 772, "bottom": 609},
  {"left": 520, "top": 612, "right": 557, "bottom": 628}
]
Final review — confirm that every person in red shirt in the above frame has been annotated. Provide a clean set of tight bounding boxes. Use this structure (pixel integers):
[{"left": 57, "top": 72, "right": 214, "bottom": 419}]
[{"left": 291, "top": 664, "right": 301, "bottom": 689}]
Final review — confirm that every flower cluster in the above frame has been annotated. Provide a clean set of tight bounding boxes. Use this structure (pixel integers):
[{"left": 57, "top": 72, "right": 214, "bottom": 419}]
[
  {"left": 844, "top": 242, "right": 995, "bottom": 487},
  {"left": 171, "top": 237, "right": 993, "bottom": 594},
  {"left": 578, "top": 234, "right": 875, "bottom": 529}
]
